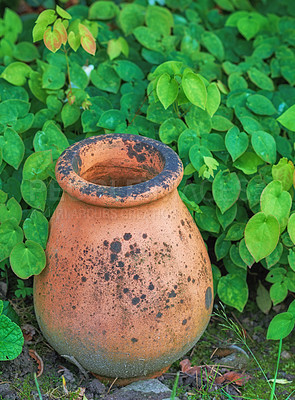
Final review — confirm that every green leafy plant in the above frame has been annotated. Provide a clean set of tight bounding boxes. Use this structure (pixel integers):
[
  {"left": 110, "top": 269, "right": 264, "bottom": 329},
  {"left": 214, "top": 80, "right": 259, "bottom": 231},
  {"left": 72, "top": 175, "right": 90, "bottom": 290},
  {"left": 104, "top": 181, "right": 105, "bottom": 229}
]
[
  {"left": 15, "top": 278, "right": 34, "bottom": 298},
  {"left": 0, "top": 299, "right": 24, "bottom": 361}
]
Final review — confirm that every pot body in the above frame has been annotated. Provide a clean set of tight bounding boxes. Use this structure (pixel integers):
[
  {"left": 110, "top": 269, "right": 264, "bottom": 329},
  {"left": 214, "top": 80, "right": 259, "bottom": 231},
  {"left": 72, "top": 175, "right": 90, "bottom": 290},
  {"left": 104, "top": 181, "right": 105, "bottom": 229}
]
[{"left": 34, "top": 134, "right": 213, "bottom": 382}]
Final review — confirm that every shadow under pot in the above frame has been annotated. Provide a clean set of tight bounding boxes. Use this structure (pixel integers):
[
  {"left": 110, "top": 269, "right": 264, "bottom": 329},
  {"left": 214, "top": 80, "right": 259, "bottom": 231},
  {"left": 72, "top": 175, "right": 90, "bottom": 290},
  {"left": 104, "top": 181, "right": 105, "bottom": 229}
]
[{"left": 34, "top": 133, "right": 213, "bottom": 385}]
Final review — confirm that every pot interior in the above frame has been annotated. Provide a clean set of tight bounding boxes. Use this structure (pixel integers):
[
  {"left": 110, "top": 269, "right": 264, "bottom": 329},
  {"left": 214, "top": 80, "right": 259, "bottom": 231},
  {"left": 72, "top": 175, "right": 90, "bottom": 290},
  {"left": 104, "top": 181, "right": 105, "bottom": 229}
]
[
  {"left": 81, "top": 164, "right": 159, "bottom": 187},
  {"left": 75, "top": 137, "right": 166, "bottom": 187}
]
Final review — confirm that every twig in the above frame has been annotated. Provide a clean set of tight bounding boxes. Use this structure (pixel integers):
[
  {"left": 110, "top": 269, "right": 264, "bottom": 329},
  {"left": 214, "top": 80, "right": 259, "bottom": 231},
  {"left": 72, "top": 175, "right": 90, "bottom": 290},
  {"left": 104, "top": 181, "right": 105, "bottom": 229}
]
[
  {"left": 107, "top": 377, "right": 118, "bottom": 394},
  {"left": 128, "top": 88, "right": 155, "bottom": 126},
  {"left": 210, "top": 347, "right": 219, "bottom": 359}
]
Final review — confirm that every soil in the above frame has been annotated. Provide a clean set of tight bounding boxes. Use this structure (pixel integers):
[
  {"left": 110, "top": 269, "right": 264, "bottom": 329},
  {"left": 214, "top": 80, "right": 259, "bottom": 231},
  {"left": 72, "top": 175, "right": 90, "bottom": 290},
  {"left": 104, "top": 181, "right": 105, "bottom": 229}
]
[{"left": 0, "top": 296, "right": 294, "bottom": 400}]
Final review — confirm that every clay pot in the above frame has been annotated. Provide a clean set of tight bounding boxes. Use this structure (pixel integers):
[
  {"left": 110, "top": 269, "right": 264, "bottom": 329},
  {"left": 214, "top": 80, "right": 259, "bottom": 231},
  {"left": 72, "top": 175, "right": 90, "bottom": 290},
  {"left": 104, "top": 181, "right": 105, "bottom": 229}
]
[{"left": 34, "top": 134, "right": 213, "bottom": 384}]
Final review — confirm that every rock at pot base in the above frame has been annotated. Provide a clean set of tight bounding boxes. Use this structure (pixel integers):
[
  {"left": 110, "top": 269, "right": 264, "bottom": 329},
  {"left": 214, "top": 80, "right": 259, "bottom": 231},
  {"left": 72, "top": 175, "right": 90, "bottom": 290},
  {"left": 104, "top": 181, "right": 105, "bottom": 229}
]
[{"left": 103, "top": 379, "right": 180, "bottom": 400}]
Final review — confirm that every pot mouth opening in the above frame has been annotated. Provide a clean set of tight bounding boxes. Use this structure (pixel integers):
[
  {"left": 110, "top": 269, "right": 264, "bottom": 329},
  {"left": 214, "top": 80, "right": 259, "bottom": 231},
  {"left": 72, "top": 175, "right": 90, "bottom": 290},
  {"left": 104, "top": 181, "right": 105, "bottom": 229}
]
[
  {"left": 78, "top": 147, "right": 164, "bottom": 187},
  {"left": 80, "top": 164, "right": 159, "bottom": 187},
  {"left": 56, "top": 134, "right": 183, "bottom": 208}
]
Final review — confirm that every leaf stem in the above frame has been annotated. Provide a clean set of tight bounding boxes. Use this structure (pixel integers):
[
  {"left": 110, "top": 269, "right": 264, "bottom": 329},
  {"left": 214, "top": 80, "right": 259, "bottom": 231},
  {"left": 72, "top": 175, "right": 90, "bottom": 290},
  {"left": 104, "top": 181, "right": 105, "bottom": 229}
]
[
  {"left": 270, "top": 338, "right": 282, "bottom": 400},
  {"left": 63, "top": 44, "right": 72, "bottom": 94},
  {"left": 34, "top": 373, "right": 43, "bottom": 400}
]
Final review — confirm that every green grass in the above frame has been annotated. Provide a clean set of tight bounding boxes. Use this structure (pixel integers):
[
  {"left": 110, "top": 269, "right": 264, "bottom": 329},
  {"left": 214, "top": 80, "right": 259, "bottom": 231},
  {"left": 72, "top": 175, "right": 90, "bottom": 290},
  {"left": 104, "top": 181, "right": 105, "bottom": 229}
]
[{"left": 169, "top": 302, "right": 295, "bottom": 400}]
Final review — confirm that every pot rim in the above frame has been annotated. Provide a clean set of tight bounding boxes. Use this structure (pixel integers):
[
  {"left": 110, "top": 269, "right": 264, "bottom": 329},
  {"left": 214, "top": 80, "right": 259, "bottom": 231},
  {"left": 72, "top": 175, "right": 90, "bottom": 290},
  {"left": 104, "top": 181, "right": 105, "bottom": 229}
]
[{"left": 55, "top": 134, "right": 183, "bottom": 208}]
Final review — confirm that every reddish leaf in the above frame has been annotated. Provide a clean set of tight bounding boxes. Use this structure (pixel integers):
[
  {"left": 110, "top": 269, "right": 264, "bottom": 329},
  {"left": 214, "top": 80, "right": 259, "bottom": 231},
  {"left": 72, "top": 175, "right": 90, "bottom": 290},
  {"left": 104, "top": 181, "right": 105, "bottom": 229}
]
[
  {"left": 22, "top": 324, "right": 36, "bottom": 343},
  {"left": 215, "top": 371, "right": 251, "bottom": 386},
  {"left": 180, "top": 359, "right": 201, "bottom": 376},
  {"left": 54, "top": 19, "right": 67, "bottom": 45},
  {"left": 29, "top": 349, "right": 44, "bottom": 377},
  {"left": 215, "top": 375, "right": 226, "bottom": 384},
  {"left": 79, "top": 24, "right": 96, "bottom": 55},
  {"left": 43, "top": 27, "right": 62, "bottom": 53}
]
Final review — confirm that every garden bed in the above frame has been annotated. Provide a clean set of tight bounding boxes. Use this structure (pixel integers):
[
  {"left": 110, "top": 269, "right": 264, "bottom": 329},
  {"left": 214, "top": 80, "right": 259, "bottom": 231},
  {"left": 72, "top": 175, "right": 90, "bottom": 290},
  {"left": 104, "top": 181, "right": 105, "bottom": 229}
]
[{"left": 1, "top": 297, "right": 294, "bottom": 400}]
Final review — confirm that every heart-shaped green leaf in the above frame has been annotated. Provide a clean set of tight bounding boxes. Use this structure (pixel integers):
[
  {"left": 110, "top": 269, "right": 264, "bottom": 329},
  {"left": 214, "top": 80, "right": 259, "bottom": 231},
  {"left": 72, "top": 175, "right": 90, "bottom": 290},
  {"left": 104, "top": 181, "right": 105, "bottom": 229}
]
[
  {"left": 10, "top": 240, "right": 46, "bottom": 279},
  {"left": 245, "top": 212, "right": 280, "bottom": 262}
]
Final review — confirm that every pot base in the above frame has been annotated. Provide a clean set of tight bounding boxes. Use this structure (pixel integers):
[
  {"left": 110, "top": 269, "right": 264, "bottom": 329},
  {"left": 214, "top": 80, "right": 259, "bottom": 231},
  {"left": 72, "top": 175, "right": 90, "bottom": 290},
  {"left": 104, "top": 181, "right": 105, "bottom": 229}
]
[{"left": 91, "top": 365, "right": 170, "bottom": 386}]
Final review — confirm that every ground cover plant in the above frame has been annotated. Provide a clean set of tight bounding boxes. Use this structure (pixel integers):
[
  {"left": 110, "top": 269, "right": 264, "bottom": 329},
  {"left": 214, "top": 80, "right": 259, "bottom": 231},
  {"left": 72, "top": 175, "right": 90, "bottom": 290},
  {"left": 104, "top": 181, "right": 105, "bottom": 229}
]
[{"left": 0, "top": 0, "right": 295, "bottom": 398}]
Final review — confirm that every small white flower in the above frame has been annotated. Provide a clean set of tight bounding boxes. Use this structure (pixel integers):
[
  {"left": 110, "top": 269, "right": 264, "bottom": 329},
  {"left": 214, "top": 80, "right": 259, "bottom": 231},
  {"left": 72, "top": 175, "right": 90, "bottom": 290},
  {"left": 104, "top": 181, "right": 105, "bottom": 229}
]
[{"left": 82, "top": 64, "right": 94, "bottom": 78}]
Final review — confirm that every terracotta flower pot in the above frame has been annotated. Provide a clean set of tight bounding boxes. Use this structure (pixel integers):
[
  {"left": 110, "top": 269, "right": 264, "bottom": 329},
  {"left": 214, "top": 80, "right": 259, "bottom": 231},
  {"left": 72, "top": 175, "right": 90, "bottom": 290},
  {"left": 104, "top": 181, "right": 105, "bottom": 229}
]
[{"left": 34, "top": 134, "right": 213, "bottom": 384}]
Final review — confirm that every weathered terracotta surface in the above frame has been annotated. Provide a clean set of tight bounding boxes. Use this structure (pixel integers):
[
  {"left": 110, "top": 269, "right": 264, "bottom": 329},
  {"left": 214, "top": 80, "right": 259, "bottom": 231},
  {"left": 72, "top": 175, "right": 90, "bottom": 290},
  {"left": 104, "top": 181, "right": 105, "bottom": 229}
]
[{"left": 34, "top": 134, "right": 213, "bottom": 383}]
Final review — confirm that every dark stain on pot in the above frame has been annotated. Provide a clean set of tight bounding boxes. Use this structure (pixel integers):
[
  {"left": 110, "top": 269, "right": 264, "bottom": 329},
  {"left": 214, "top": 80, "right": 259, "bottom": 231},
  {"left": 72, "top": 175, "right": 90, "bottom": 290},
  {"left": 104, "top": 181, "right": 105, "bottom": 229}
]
[
  {"left": 156, "top": 312, "right": 162, "bottom": 318},
  {"left": 142, "top": 233, "right": 147, "bottom": 239},
  {"left": 132, "top": 297, "right": 140, "bottom": 305},
  {"left": 126, "top": 143, "right": 146, "bottom": 163},
  {"left": 104, "top": 273, "right": 110, "bottom": 281},
  {"left": 148, "top": 283, "right": 154, "bottom": 290},
  {"left": 187, "top": 276, "right": 191, "bottom": 282},
  {"left": 182, "top": 319, "right": 187, "bottom": 325},
  {"left": 123, "top": 233, "right": 132, "bottom": 240},
  {"left": 117, "top": 261, "right": 124, "bottom": 268},
  {"left": 103, "top": 240, "right": 109, "bottom": 247},
  {"left": 131, "top": 338, "right": 138, "bottom": 343},
  {"left": 123, "top": 288, "right": 129, "bottom": 293},
  {"left": 110, "top": 241, "right": 122, "bottom": 253},
  {"left": 168, "top": 290, "right": 176, "bottom": 298},
  {"left": 125, "top": 252, "right": 130, "bottom": 257},
  {"left": 133, "top": 142, "right": 144, "bottom": 152},
  {"left": 181, "top": 220, "right": 185, "bottom": 226},
  {"left": 141, "top": 294, "right": 146, "bottom": 299},
  {"left": 205, "top": 286, "right": 212, "bottom": 310},
  {"left": 110, "top": 253, "right": 118, "bottom": 263},
  {"left": 81, "top": 276, "right": 87, "bottom": 282},
  {"left": 133, "top": 274, "right": 139, "bottom": 280}
]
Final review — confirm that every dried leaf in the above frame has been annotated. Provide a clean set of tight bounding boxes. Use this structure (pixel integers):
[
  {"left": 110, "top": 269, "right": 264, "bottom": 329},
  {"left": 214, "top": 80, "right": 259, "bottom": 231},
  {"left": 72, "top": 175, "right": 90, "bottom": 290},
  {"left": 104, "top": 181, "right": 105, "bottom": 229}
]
[
  {"left": 215, "top": 375, "right": 226, "bottom": 384},
  {"left": 22, "top": 324, "right": 36, "bottom": 343},
  {"left": 268, "top": 379, "right": 292, "bottom": 384},
  {"left": 180, "top": 359, "right": 201, "bottom": 376},
  {"left": 29, "top": 349, "right": 44, "bottom": 377},
  {"left": 213, "top": 348, "right": 234, "bottom": 357},
  {"left": 215, "top": 371, "right": 251, "bottom": 386}
]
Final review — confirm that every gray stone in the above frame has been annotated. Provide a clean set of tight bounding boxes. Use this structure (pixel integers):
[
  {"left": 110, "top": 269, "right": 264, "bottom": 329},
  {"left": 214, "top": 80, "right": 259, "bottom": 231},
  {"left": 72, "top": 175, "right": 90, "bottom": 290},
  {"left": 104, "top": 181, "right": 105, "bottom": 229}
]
[
  {"left": 59, "top": 366, "right": 76, "bottom": 383},
  {"left": 104, "top": 379, "right": 179, "bottom": 400},
  {"left": 281, "top": 350, "right": 292, "bottom": 360},
  {"left": 121, "top": 379, "right": 173, "bottom": 394},
  {"left": 87, "top": 378, "right": 106, "bottom": 394},
  {"left": 218, "top": 352, "right": 250, "bottom": 369}
]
